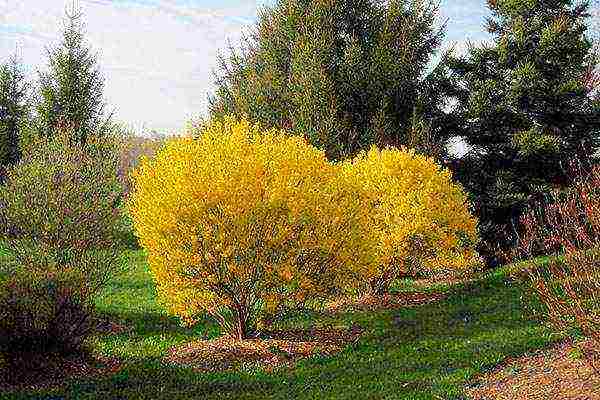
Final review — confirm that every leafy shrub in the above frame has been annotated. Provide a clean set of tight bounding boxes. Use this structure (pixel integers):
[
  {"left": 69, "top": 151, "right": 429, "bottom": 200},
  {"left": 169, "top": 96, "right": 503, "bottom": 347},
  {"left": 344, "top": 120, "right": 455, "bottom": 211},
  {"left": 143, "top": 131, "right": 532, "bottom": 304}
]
[
  {"left": 0, "top": 131, "right": 123, "bottom": 359},
  {"left": 517, "top": 165, "right": 600, "bottom": 373},
  {"left": 129, "top": 118, "right": 369, "bottom": 339},
  {"left": 113, "top": 204, "right": 140, "bottom": 250},
  {"left": 343, "top": 147, "right": 481, "bottom": 294},
  {"left": 0, "top": 132, "right": 123, "bottom": 249},
  {"left": 0, "top": 245, "right": 114, "bottom": 354}
]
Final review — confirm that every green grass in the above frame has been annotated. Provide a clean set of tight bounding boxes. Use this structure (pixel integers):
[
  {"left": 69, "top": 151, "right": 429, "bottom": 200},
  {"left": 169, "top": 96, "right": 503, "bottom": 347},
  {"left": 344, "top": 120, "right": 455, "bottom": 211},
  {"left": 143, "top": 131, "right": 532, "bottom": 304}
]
[
  {"left": 0, "top": 241, "right": 10, "bottom": 275},
  {"left": 5, "top": 251, "right": 559, "bottom": 400},
  {"left": 0, "top": 241, "right": 8, "bottom": 258}
]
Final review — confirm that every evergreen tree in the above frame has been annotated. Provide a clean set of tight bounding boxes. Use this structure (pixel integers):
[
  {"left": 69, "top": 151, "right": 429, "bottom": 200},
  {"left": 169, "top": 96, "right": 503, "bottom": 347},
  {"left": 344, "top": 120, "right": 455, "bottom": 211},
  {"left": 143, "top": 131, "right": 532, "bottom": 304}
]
[
  {"left": 448, "top": 0, "right": 600, "bottom": 262},
  {"left": 37, "top": 6, "right": 110, "bottom": 145},
  {"left": 210, "top": 0, "right": 451, "bottom": 161},
  {"left": 0, "top": 55, "right": 28, "bottom": 171}
]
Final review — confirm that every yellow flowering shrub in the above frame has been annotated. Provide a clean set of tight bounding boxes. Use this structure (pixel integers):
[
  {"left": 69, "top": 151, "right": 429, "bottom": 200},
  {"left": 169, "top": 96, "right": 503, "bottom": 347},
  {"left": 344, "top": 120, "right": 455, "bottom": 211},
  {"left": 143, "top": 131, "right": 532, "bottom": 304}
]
[
  {"left": 343, "top": 146, "right": 481, "bottom": 294},
  {"left": 128, "top": 118, "right": 368, "bottom": 339}
]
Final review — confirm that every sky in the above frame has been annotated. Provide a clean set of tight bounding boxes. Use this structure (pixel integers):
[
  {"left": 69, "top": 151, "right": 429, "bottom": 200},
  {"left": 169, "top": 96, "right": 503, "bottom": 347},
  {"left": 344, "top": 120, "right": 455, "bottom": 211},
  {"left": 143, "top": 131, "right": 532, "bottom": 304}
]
[{"left": 0, "top": 0, "right": 598, "bottom": 135}]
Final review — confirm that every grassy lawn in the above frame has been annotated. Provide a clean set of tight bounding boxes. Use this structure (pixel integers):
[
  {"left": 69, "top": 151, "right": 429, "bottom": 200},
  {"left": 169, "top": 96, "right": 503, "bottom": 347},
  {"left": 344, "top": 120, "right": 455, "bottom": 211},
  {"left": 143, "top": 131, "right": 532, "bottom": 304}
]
[
  {"left": 0, "top": 242, "right": 10, "bottom": 275},
  {"left": 5, "top": 250, "right": 558, "bottom": 400},
  {"left": 0, "top": 241, "right": 8, "bottom": 258}
]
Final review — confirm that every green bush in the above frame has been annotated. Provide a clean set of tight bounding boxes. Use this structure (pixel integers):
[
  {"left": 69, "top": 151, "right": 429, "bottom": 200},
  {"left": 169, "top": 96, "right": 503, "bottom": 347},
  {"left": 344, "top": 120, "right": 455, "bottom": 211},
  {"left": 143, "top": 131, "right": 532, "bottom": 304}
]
[
  {"left": 0, "top": 245, "right": 115, "bottom": 354},
  {"left": 0, "top": 131, "right": 123, "bottom": 362},
  {"left": 0, "top": 132, "right": 123, "bottom": 248}
]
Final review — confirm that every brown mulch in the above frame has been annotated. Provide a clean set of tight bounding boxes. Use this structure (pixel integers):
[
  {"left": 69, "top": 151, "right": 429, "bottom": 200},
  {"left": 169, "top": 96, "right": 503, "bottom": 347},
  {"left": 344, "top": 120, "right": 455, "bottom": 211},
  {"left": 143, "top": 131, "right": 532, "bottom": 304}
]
[
  {"left": 325, "top": 275, "right": 475, "bottom": 314},
  {"left": 164, "top": 326, "right": 363, "bottom": 373},
  {"left": 326, "top": 292, "right": 446, "bottom": 313},
  {"left": 0, "top": 351, "right": 122, "bottom": 393},
  {"left": 465, "top": 339, "right": 600, "bottom": 400}
]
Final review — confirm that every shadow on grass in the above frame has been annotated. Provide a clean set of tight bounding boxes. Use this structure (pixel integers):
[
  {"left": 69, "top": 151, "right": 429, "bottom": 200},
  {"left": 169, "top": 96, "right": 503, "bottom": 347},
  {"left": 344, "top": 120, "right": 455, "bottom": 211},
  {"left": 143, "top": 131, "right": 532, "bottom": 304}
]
[
  {"left": 95, "top": 307, "right": 227, "bottom": 340},
  {"left": 6, "top": 272, "right": 555, "bottom": 400}
]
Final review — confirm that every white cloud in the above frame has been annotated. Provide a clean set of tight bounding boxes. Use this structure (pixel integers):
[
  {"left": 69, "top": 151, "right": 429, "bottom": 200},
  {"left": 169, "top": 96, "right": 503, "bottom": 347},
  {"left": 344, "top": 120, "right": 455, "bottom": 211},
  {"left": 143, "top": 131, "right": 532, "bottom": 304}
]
[
  {"left": 3, "top": 0, "right": 592, "bottom": 135},
  {"left": 1, "top": 0, "right": 255, "bottom": 134}
]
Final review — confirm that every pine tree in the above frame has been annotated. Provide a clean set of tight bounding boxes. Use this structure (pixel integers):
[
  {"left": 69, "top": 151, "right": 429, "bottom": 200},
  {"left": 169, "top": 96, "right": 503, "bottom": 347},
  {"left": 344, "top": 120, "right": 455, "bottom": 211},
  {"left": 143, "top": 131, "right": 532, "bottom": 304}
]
[
  {"left": 448, "top": 0, "right": 600, "bottom": 261},
  {"left": 210, "top": 0, "right": 450, "bottom": 161},
  {"left": 37, "top": 6, "right": 110, "bottom": 145},
  {"left": 0, "top": 55, "right": 28, "bottom": 171}
]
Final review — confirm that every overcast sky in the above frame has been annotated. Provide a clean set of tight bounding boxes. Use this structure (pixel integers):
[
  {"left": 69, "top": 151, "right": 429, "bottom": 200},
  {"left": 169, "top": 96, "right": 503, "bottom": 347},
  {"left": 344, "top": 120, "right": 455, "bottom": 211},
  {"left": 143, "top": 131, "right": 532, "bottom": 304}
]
[{"left": 1, "top": 0, "right": 598, "bottom": 134}]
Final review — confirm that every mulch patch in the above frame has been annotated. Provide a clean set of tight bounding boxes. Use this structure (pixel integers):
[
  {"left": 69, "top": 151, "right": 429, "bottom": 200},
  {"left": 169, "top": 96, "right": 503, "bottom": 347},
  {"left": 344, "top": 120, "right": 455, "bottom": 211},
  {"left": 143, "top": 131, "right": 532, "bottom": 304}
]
[
  {"left": 164, "top": 326, "right": 364, "bottom": 373},
  {"left": 325, "top": 292, "right": 446, "bottom": 313},
  {"left": 465, "top": 339, "right": 600, "bottom": 400},
  {"left": 0, "top": 350, "right": 122, "bottom": 393}
]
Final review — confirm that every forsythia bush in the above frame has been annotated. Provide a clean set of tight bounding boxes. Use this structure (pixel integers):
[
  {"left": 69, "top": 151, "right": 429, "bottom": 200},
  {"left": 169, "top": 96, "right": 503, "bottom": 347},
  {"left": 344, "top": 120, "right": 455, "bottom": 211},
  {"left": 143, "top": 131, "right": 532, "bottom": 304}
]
[
  {"left": 130, "top": 117, "right": 480, "bottom": 337},
  {"left": 343, "top": 147, "right": 481, "bottom": 293},
  {"left": 129, "top": 118, "right": 369, "bottom": 339}
]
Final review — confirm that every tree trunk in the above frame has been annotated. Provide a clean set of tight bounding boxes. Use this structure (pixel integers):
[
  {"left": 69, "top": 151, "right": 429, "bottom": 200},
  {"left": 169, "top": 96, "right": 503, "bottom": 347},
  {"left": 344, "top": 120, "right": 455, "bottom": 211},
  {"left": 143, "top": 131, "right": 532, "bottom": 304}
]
[
  {"left": 232, "top": 302, "right": 250, "bottom": 340},
  {"left": 370, "top": 276, "right": 389, "bottom": 296}
]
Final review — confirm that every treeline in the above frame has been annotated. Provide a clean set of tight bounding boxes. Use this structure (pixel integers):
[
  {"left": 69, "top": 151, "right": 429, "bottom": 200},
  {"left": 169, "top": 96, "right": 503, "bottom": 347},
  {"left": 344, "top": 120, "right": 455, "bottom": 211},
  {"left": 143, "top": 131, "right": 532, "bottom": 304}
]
[
  {"left": 1, "top": 0, "right": 599, "bottom": 265},
  {"left": 210, "top": 0, "right": 600, "bottom": 264},
  {"left": 0, "top": 7, "right": 110, "bottom": 181}
]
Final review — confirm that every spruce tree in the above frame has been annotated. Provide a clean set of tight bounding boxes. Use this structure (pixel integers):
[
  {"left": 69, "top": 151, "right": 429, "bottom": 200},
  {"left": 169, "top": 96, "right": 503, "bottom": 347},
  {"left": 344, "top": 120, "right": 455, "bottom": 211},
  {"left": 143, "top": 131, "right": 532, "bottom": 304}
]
[
  {"left": 37, "top": 7, "right": 110, "bottom": 145},
  {"left": 448, "top": 0, "right": 600, "bottom": 261},
  {"left": 210, "top": 0, "right": 450, "bottom": 160},
  {"left": 0, "top": 55, "right": 28, "bottom": 171}
]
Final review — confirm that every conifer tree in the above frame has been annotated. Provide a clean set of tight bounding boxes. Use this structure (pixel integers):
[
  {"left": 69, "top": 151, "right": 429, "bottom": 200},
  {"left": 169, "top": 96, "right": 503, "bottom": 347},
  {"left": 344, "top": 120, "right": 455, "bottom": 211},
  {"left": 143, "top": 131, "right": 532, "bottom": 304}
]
[
  {"left": 0, "top": 55, "right": 28, "bottom": 171},
  {"left": 448, "top": 0, "right": 600, "bottom": 261},
  {"left": 210, "top": 0, "right": 451, "bottom": 160},
  {"left": 37, "top": 6, "right": 110, "bottom": 145}
]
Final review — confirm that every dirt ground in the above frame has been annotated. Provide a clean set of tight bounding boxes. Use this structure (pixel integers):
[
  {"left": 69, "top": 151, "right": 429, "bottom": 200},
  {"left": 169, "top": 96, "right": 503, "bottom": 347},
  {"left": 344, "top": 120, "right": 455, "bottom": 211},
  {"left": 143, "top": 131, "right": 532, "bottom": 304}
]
[
  {"left": 465, "top": 339, "right": 600, "bottom": 400},
  {"left": 164, "top": 326, "right": 364, "bottom": 373}
]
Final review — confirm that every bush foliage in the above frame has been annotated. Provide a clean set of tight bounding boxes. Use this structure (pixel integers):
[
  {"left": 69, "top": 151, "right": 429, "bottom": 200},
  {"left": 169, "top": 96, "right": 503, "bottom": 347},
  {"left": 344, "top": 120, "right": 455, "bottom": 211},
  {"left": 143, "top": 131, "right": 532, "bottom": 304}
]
[
  {"left": 0, "top": 246, "right": 112, "bottom": 354},
  {"left": 517, "top": 164, "right": 600, "bottom": 371},
  {"left": 0, "top": 131, "right": 123, "bottom": 360},
  {"left": 129, "top": 118, "right": 480, "bottom": 338},
  {"left": 343, "top": 147, "right": 481, "bottom": 293},
  {"left": 129, "top": 118, "right": 370, "bottom": 339},
  {"left": 0, "top": 132, "right": 123, "bottom": 249}
]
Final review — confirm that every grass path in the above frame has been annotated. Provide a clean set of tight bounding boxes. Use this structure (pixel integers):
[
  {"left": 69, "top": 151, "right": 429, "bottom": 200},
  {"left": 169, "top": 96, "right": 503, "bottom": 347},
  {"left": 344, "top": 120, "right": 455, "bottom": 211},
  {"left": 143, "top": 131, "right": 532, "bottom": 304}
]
[{"left": 6, "top": 250, "right": 557, "bottom": 400}]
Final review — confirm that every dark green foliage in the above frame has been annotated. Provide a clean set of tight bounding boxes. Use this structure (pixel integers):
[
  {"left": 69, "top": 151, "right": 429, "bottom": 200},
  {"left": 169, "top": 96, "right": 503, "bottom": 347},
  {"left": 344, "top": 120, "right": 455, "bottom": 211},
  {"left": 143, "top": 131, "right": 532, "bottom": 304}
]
[
  {"left": 210, "top": 0, "right": 450, "bottom": 160},
  {"left": 0, "top": 55, "right": 29, "bottom": 176},
  {"left": 448, "top": 0, "right": 600, "bottom": 261},
  {"left": 36, "top": 8, "right": 110, "bottom": 145}
]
